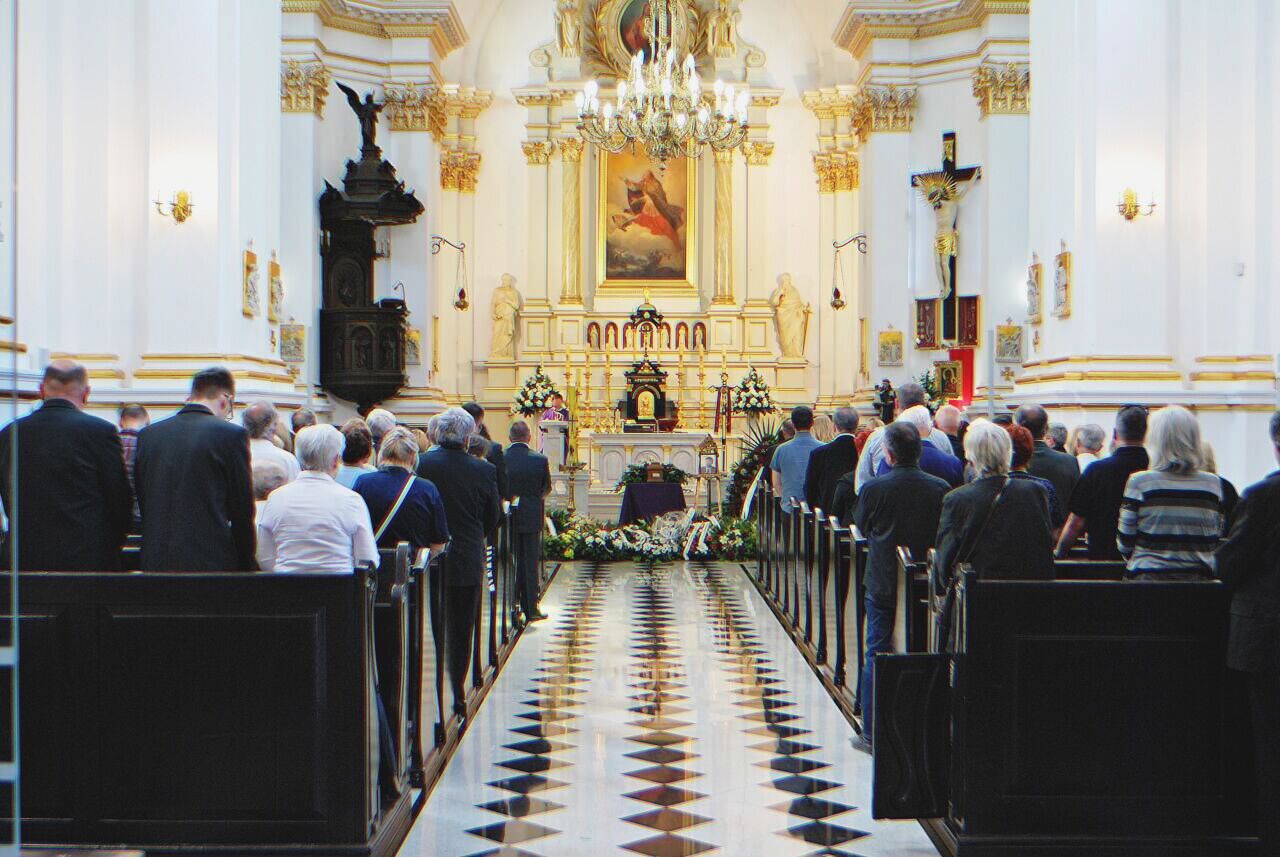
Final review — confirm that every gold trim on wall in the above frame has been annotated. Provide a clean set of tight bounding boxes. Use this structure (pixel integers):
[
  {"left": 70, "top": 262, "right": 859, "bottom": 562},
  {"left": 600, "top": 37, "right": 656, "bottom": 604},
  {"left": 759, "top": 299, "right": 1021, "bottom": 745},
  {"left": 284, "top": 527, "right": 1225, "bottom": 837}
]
[
  {"left": 834, "top": 0, "right": 1030, "bottom": 60},
  {"left": 134, "top": 369, "right": 296, "bottom": 384},
  {"left": 281, "top": 0, "right": 468, "bottom": 58},
  {"left": 1016, "top": 370, "right": 1183, "bottom": 386},
  {"left": 50, "top": 352, "right": 120, "bottom": 361},
  {"left": 1189, "top": 371, "right": 1277, "bottom": 382},
  {"left": 1195, "top": 354, "right": 1274, "bottom": 364},
  {"left": 142, "top": 353, "right": 289, "bottom": 369},
  {"left": 1022, "top": 355, "right": 1174, "bottom": 369},
  {"left": 0, "top": 340, "right": 28, "bottom": 353}
]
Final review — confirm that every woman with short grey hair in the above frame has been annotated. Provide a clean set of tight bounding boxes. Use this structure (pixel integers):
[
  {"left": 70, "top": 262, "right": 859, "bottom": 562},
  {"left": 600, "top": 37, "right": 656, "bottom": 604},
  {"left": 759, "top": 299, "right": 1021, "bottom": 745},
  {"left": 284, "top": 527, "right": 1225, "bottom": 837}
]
[
  {"left": 256, "top": 424, "right": 379, "bottom": 574},
  {"left": 1075, "top": 423, "right": 1107, "bottom": 472},
  {"left": 964, "top": 418, "right": 1013, "bottom": 479},
  {"left": 431, "top": 407, "right": 475, "bottom": 447},
  {"left": 1117, "top": 406, "right": 1225, "bottom": 578},
  {"left": 353, "top": 426, "right": 448, "bottom": 555}
]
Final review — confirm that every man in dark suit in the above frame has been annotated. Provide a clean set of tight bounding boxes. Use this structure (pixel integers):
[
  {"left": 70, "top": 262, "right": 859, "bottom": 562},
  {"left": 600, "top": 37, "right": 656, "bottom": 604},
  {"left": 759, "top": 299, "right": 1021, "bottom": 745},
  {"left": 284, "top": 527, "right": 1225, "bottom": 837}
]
[
  {"left": 135, "top": 367, "right": 256, "bottom": 571},
  {"left": 0, "top": 360, "right": 132, "bottom": 570},
  {"left": 417, "top": 407, "right": 501, "bottom": 719},
  {"left": 462, "top": 401, "right": 509, "bottom": 500},
  {"left": 505, "top": 420, "right": 551, "bottom": 623},
  {"left": 1215, "top": 411, "right": 1280, "bottom": 855},
  {"left": 805, "top": 407, "right": 859, "bottom": 514},
  {"left": 1017, "top": 404, "right": 1079, "bottom": 508},
  {"left": 852, "top": 422, "right": 951, "bottom": 748}
]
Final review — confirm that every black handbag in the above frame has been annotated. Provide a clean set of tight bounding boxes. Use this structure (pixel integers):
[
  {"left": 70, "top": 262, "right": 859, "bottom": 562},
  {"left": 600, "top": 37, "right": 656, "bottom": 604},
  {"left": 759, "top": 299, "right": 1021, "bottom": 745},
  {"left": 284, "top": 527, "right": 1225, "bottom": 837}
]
[{"left": 934, "top": 477, "right": 1010, "bottom": 649}]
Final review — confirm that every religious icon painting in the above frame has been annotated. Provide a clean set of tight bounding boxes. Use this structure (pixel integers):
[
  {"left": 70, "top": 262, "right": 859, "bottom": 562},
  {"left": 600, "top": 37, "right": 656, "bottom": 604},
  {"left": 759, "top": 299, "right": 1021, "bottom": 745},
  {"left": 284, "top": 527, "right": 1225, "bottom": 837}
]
[
  {"left": 242, "top": 248, "right": 259, "bottom": 318},
  {"left": 405, "top": 327, "right": 422, "bottom": 365},
  {"left": 878, "top": 329, "right": 904, "bottom": 366},
  {"left": 995, "top": 324, "right": 1026, "bottom": 363},
  {"left": 599, "top": 146, "right": 696, "bottom": 295},
  {"left": 593, "top": 0, "right": 697, "bottom": 74},
  {"left": 280, "top": 324, "right": 305, "bottom": 363},
  {"left": 1053, "top": 242, "right": 1072, "bottom": 319},
  {"left": 935, "top": 360, "right": 963, "bottom": 399},
  {"left": 1026, "top": 254, "right": 1043, "bottom": 324},
  {"left": 267, "top": 253, "right": 283, "bottom": 324}
]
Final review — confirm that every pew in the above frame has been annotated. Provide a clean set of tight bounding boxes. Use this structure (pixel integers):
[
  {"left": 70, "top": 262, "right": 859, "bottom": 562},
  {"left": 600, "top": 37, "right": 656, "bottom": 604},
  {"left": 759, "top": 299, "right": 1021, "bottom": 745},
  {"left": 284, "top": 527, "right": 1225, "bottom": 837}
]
[{"left": 873, "top": 571, "right": 1261, "bottom": 856}]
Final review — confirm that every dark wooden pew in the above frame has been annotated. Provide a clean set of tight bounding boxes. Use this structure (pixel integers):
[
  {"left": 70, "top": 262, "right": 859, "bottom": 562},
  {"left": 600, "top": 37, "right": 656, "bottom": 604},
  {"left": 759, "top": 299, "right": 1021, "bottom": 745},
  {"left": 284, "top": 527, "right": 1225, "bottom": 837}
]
[{"left": 873, "top": 572, "right": 1260, "bottom": 856}]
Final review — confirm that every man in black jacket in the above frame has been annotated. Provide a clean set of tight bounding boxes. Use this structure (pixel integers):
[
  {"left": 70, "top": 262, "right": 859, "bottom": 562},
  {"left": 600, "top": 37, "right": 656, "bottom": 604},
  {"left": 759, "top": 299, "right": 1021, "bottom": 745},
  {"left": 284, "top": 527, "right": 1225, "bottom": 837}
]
[
  {"left": 804, "top": 407, "right": 859, "bottom": 514},
  {"left": 1215, "top": 411, "right": 1280, "bottom": 854},
  {"left": 852, "top": 422, "right": 950, "bottom": 747},
  {"left": 462, "top": 401, "right": 509, "bottom": 501},
  {"left": 0, "top": 360, "right": 132, "bottom": 570},
  {"left": 505, "top": 420, "right": 551, "bottom": 623},
  {"left": 135, "top": 367, "right": 257, "bottom": 571},
  {"left": 417, "top": 407, "right": 501, "bottom": 718},
  {"left": 1017, "top": 404, "right": 1079, "bottom": 508}
]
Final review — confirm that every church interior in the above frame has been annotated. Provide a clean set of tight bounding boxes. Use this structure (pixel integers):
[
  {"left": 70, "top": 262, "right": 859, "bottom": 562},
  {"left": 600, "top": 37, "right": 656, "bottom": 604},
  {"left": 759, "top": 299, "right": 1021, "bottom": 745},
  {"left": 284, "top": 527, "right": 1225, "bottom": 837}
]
[{"left": 1, "top": 0, "right": 1278, "bottom": 855}]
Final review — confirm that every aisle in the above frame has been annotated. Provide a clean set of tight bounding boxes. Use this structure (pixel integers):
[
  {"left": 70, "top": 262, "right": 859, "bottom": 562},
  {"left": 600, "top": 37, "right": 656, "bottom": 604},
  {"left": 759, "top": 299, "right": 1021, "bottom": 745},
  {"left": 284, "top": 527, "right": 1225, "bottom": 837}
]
[{"left": 397, "top": 562, "right": 938, "bottom": 857}]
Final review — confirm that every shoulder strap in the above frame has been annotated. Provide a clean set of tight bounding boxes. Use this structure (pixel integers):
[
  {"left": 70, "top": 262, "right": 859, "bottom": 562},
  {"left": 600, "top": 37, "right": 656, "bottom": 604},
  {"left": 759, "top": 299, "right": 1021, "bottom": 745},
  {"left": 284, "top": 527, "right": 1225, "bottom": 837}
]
[
  {"left": 958, "top": 477, "right": 1010, "bottom": 567},
  {"left": 374, "top": 473, "right": 416, "bottom": 541}
]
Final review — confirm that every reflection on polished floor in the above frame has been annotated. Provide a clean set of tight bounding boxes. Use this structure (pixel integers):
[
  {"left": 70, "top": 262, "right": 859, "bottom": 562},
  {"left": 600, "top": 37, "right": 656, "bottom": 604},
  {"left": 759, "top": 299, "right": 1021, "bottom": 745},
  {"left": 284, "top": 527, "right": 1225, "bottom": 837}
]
[{"left": 398, "top": 561, "right": 937, "bottom": 857}]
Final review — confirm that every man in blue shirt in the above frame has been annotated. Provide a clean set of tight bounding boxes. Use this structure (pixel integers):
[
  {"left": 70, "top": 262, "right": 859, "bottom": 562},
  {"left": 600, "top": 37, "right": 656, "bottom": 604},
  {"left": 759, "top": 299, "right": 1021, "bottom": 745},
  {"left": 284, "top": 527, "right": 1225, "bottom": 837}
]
[
  {"left": 876, "top": 405, "right": 964, "bottom": 487},
  {"left": 770, "top": 405, "right": 822, "bottom": 513}
]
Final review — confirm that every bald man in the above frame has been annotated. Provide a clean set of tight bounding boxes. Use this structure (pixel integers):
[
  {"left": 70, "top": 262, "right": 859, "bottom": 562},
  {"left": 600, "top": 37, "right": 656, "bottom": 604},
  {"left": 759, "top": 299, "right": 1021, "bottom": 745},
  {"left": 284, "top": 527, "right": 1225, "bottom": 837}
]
[{"left": 0, "top": 360, "right": 132, "bottom": 569}]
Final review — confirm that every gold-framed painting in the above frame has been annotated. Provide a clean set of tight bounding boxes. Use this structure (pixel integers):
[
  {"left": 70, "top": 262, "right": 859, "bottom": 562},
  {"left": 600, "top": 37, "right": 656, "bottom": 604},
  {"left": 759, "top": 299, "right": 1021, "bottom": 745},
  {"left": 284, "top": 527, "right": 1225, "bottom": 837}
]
[
  {"left": 1053, "top": 242, "right": 1072, "bottom": 318},
  {"left": 267, "top": 253, "right": 283, "bottom": 323},
  {"left": 591, "top": 0, "right": 698, "bottom": 76},
  {"left": 280, "top": 324, "right": 305, "bottom": 363},
  {"left": 877, "top": 329, "right": 904, "bottom": 366},
  {"left": 935, "top": 360, "right": 963, "bottom": 399},
  {"left": 598, "top": 146, "right": 697, "bottom": 295},
  {"left": 1026, "top": 254, "right": 1042, "bottom": 324},
  {"left": 995, "top": 324, "right": 1025, "bottom": 364},
  {"left": 405, "top": 326, "right": 422, "bottom": 365},
  {"left": 242, "top": 248, "right": 259, "bottom": 318}
]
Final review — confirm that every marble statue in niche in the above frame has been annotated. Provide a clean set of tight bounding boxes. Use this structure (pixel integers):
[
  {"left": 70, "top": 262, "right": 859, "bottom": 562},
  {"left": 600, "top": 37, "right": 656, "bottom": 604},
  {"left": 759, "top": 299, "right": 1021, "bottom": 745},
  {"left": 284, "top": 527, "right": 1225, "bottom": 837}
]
[
  {"left": 489, "top": 273, "right": 523, "bottom": 360},
  {"left": 770, "top": 273, "right": 810, "bottom": 359}
]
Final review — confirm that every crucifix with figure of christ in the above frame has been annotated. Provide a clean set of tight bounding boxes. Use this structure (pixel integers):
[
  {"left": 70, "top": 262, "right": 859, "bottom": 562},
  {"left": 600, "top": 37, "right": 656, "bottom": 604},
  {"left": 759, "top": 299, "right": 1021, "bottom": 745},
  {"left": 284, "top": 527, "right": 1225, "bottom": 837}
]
[{"left": 912, "top": 132, "right": 981, "bottom": 344}]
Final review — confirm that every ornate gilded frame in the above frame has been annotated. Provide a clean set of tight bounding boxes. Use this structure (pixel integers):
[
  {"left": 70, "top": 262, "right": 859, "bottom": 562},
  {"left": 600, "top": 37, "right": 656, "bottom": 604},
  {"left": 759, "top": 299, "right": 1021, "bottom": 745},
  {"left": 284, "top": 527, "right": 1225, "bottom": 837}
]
[
  {"left": 589, "top": 0, "right": 698, "bottom": 78},
  {"left": 596, "top": 147, "right": 699, "bottom": 297}
]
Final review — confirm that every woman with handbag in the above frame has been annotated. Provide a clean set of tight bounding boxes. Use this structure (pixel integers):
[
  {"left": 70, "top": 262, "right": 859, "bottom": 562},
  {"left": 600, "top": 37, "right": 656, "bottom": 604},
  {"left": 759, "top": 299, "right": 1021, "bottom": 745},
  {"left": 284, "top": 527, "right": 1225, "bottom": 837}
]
[{"left": 353, "top": 427, "right": 449, "bottom": 555}]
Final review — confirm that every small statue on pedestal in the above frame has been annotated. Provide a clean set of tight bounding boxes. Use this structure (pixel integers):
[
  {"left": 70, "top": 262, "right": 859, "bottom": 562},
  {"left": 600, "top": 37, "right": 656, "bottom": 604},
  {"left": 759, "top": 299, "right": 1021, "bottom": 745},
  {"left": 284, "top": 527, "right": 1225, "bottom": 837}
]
[{"left": 873, "top": 379, "right": 897, "bottom": 423}]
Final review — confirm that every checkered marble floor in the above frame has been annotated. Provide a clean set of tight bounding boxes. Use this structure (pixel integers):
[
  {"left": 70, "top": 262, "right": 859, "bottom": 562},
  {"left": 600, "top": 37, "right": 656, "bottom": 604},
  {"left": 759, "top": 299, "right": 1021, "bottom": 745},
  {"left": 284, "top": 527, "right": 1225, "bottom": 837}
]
[{"left": 397, "top": 562, "right": 939, "bottom": 857}]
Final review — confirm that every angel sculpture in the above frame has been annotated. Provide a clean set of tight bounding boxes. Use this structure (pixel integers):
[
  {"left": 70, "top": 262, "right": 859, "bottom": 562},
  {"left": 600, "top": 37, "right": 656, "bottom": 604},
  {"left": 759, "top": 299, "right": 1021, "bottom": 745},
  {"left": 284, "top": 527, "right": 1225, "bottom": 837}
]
[
  {"left": 914, "top": 167, "right": 981, "bottom": 299},
  {"left": 336, "top": 81, "right": 384, "bottom": 153}
]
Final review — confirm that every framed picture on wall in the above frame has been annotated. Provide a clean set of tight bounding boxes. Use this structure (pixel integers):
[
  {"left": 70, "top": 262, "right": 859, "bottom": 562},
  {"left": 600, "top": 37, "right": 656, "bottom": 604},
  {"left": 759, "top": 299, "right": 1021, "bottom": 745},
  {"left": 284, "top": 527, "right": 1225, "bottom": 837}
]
[
  {"left": 1053, "top": 241, "right": 1072, "bottom": 318},
  {"left": 242, "top": 248, "right": 259, "bottom": 318},
  {"left": 877, "top": 329, "right": 904, "bottom": 366},
  {"left": 598, "top": 147, "right": 697, "bottom": 295},
  {"left": 995, "top": 324, "right": 1025, "bottom": 363},
  {"left": 280, "top": 324, "right": 305, "bottom": 363},
  {"left": 267, "top": 253, "right": 283, "bottom": 324},
  {"left": 405, "top": 327, "right": 422, "bottom": 365},
  {"left": 1026, "top": 253, "right": 1043, "bottom": 324},
  {"left": 935, "top": 360, "right": 963, "bottom": 399}
]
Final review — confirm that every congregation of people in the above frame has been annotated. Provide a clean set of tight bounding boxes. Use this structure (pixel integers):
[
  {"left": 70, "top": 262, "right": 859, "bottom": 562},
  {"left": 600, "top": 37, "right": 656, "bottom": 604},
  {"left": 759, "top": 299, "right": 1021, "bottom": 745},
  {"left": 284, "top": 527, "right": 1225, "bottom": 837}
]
[
  {"left": 767, "top": 383, "right": 1278, "bottom": 846},
  {"left": 0, "top": 360, "right": 551, "bottom": 720}
]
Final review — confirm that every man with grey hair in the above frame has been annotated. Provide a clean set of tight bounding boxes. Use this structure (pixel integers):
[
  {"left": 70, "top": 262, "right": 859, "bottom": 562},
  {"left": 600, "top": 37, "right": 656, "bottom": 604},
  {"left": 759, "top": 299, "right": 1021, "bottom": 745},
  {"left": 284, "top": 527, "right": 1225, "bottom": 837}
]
[
  {"left": 877, "top": 405, "right": 963, "bottom": 487},
  {"left": 1047, "top": 422, "right": 1069, "bottom": 451},
  {"left": 804, "top": 406, "right": 860, "bottom": 513},
  {"left": 366, "top": 407, "right": 398, "bottom": 452},
  {"left": 1074, "top": 423, "right": 1106, "bottom": 472},
  {"left": 855, "top": 382, "right": 956, "bottom": 492},
  {"left": 0, "top": 359, "right": 132, "bottom": 570},
  {"left": 416, "top": 407, "right": 501, "bottom": 720},
  {"left": 243, "top": 399, "right": 300, "bottom": 482},
  {"left": 252, "top": 461, "right": 288, "bottom": 524},
  {"left": 256, "top": 424, "right": 378, "bottom": 574},
  {"left": 1216, "top": 410, "right": 1280, "bottom": 854}
]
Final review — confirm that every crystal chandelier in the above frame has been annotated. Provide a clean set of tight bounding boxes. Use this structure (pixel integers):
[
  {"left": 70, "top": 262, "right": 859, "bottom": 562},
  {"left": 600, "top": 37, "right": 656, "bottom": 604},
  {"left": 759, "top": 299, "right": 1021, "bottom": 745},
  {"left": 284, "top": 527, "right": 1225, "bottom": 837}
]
[{"left": 575, "top": 0, "right": 749, "bottom": 163}]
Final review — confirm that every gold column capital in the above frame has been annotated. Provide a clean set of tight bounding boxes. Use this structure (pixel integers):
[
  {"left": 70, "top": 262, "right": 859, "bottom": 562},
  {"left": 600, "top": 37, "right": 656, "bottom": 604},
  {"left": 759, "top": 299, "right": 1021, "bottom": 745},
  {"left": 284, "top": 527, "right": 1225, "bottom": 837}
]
[
  {"left": 522, "top": 140, "right": 556, "bottom": 165},
  {"left": 384, "top": 82, "right": 439, "bottom": 134},
  {"left": 744, "top": 141, "right": 775, "bottom": 166},
  {"left": 831, "top": 151, "right": 859, "bottom": 191},
  {"left": 559, "top": 137, "right": 587, "bottom": 163},
  {"left": 714, "top": 147, "right": 736, "bottom": 165},
  {"left": 813, "top": 153, "right": 838, "bottom": 194},
  {"left": 441, "top": 149, "right": 481, "bottom": 192},
  {"left": 852, "top": 83, "right": 917, "bottom": 142},
  {"left": 972, "top": 61, "right": 1030, "bottom": 117},
  {"left": 280, "top": 59, "right": 331, "bottom": 117}
]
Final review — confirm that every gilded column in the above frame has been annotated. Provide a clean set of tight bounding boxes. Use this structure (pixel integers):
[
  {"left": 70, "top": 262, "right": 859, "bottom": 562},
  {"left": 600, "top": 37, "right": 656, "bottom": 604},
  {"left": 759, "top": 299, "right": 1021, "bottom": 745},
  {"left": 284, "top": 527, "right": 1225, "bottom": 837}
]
[
  {"left": 713, "top": 148, "right": 735, "bottom": 305},
  {"left": 559, "top": 138, "right": 585, "bottom": 305}
]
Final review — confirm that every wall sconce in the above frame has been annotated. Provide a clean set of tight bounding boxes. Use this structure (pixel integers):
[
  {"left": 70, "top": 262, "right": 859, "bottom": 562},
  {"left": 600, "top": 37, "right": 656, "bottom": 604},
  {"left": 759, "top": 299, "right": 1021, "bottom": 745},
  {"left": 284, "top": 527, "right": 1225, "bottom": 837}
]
[
  {"left": 1117, "top": 188, "right": 1156, "bottom": 221},
  {"left": 154, "top": 190, "right": 194, "bottom": 224}
]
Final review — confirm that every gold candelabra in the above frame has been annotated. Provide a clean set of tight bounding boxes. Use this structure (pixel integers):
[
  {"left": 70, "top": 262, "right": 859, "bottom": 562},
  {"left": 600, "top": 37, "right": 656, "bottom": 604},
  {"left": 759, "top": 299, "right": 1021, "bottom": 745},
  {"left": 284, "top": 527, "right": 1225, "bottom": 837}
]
[{"left": 697, "top": 349, "right": 708, "bottom": 430}]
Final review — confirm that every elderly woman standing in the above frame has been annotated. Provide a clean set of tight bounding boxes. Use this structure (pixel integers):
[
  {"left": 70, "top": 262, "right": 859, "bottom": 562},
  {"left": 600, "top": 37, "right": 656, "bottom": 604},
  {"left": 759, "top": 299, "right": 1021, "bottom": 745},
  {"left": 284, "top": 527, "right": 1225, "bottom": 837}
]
[
  {"left": 1118, "top": 406, "right": 1225, "bottom": 579},
  {"left": 352, "top": 428, "right": 448, "bottom": 555},
  {"left": 256, "top": 424, "right": 379, "bottom": 574},
  {"left": 935, "top": 419, "right": 1055, "bottom": 585},
  {"left": 416, "top": 407, "right": 501, "bottom": 720}
]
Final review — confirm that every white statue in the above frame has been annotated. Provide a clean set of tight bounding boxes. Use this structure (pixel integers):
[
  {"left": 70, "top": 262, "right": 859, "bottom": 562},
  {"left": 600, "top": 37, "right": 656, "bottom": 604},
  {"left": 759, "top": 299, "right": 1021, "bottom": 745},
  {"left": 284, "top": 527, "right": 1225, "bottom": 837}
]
[
  {"left": 769, "top": 273, "right": 810, "bottom": 359},
  {"left": 705, "top": 0, "right": 739, "bottom": 59},
  {"left": 556, "top": 0, "right": 581, "bottom": 59},
  {"left": 489, "top": 274, "right": 523, "bottom": 360},
  {"left": 1026, "top": 251, "right": 1041, "bottom": 320}
]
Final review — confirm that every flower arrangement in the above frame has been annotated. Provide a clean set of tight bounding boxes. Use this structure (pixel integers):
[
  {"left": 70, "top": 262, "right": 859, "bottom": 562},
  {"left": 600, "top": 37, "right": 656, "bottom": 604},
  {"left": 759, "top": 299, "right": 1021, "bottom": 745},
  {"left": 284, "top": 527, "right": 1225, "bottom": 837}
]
[
  {"left": 542, "top": 513, "right": 756, "bottom": 563},
  {"left": 724, "top": 419, "right": 784, "bottom": 517},
  {"left": 512, "top": 365, "right": 560, "bottom": 417},
  {"left": 615, "top": 463, "right": 690, "bottom": 492},
  {"left": 731, "top": 367, "right": 776, "bottom": 415}
]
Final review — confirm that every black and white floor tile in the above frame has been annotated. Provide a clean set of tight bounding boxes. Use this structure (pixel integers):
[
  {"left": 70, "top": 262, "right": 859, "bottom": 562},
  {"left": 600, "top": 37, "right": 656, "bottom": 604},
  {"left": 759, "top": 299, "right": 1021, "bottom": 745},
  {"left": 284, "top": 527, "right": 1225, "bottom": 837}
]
[{"left": 398, "top": 562, "right": 937, "bottom": 857}]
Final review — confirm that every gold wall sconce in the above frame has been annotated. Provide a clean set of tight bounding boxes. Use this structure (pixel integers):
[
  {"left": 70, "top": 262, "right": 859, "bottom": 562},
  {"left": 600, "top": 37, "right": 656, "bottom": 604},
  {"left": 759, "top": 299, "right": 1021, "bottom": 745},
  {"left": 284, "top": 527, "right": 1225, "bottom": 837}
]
[
  {"left": 1117, "top": 188, "right": 1156, "bottom": 221},
  {"left": 154, "top": 190, "right": 194, "bottom": 223}
]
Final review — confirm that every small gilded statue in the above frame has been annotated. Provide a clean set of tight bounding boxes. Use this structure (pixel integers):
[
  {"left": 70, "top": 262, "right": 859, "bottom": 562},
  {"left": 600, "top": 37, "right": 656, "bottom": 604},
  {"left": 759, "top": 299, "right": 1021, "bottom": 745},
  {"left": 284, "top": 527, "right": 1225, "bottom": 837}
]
[{"left": 915, "top": 167, "right": 981, "bottom": 299}]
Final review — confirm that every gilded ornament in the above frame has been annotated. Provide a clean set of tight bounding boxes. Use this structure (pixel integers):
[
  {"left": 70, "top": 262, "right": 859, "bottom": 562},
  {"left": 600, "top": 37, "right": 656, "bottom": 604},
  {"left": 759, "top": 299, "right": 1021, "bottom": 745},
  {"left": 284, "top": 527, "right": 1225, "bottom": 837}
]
[
  {"left": 384, "top": 82, "right": 438, "bottom": 134},
  {"left": 744, "top": 141, "right": 774, "bottom": 166},
  {"left": 559, "top": 137, "right": 586, "bottom": 163},
  {"left": 972, "top": 61, "right": 1030, "bottom": 117},
  {"left": 556, "top": 0, "right": 582, "bottom": 58},
  {"left": 522, "top": 140, "right": 555, "bottom": 165},
  {"left": 851, "top": 84, "right": 917, "bottom": 141},
  {"left": 280, "top": 59, "right": 331, "bottom": 116}
]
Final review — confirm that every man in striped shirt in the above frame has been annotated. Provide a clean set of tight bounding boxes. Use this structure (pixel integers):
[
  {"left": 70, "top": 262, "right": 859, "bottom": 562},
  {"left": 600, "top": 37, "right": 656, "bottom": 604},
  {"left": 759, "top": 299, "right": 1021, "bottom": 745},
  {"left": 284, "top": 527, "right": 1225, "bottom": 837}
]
[{"left": 1117, "top": 406, "right": 1225, "bottom": 579}]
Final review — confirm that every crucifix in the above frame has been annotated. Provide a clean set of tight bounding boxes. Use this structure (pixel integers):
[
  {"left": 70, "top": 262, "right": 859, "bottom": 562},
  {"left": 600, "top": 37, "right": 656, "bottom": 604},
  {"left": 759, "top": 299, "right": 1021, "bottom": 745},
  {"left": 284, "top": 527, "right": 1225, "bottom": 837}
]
[{"left": 912, "top": 132, "right": 981, "bottom": 343}]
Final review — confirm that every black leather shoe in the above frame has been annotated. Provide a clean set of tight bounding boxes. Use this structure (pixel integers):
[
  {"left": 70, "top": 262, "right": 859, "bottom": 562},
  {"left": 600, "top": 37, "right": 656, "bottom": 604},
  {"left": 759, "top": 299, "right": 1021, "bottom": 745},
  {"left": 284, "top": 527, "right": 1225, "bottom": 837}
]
[{"left": 527, "top": 611, "right": 549, "bottom": 622}]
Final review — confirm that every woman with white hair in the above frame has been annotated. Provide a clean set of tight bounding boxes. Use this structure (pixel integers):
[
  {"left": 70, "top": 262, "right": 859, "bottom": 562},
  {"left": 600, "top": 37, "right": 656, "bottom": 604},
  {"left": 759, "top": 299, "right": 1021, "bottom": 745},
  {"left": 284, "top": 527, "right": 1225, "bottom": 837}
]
[
  {"left": 1074, "top": 423, "right": 1107, "bottom": 472},
  {"left": 934, "top": 419, "right": 1055, "bottom": 585},
  {"left": 256, "top": 424, "right": 379, "bottom": 574},
  {"left": 1117, "top": 406, "right": 1226, "bottom": 579}
]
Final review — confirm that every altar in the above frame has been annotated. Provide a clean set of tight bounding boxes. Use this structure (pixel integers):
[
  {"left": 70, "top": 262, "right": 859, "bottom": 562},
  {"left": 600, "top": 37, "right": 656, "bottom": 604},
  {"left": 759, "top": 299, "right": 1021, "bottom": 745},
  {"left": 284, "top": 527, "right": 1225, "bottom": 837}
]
[{"left": 589, "top": 431, "right": 710, "bottom": 487}]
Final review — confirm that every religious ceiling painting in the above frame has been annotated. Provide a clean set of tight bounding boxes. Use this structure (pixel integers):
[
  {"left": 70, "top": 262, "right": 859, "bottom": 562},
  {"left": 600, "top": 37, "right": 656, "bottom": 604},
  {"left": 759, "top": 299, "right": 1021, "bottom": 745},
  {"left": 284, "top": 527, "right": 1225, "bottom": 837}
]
[
  {"left": 587, "top": 0, "right": 698, "bottom": 76},
  {"left": 599, "top": 147, "right": 696, "bottom": 294}
]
